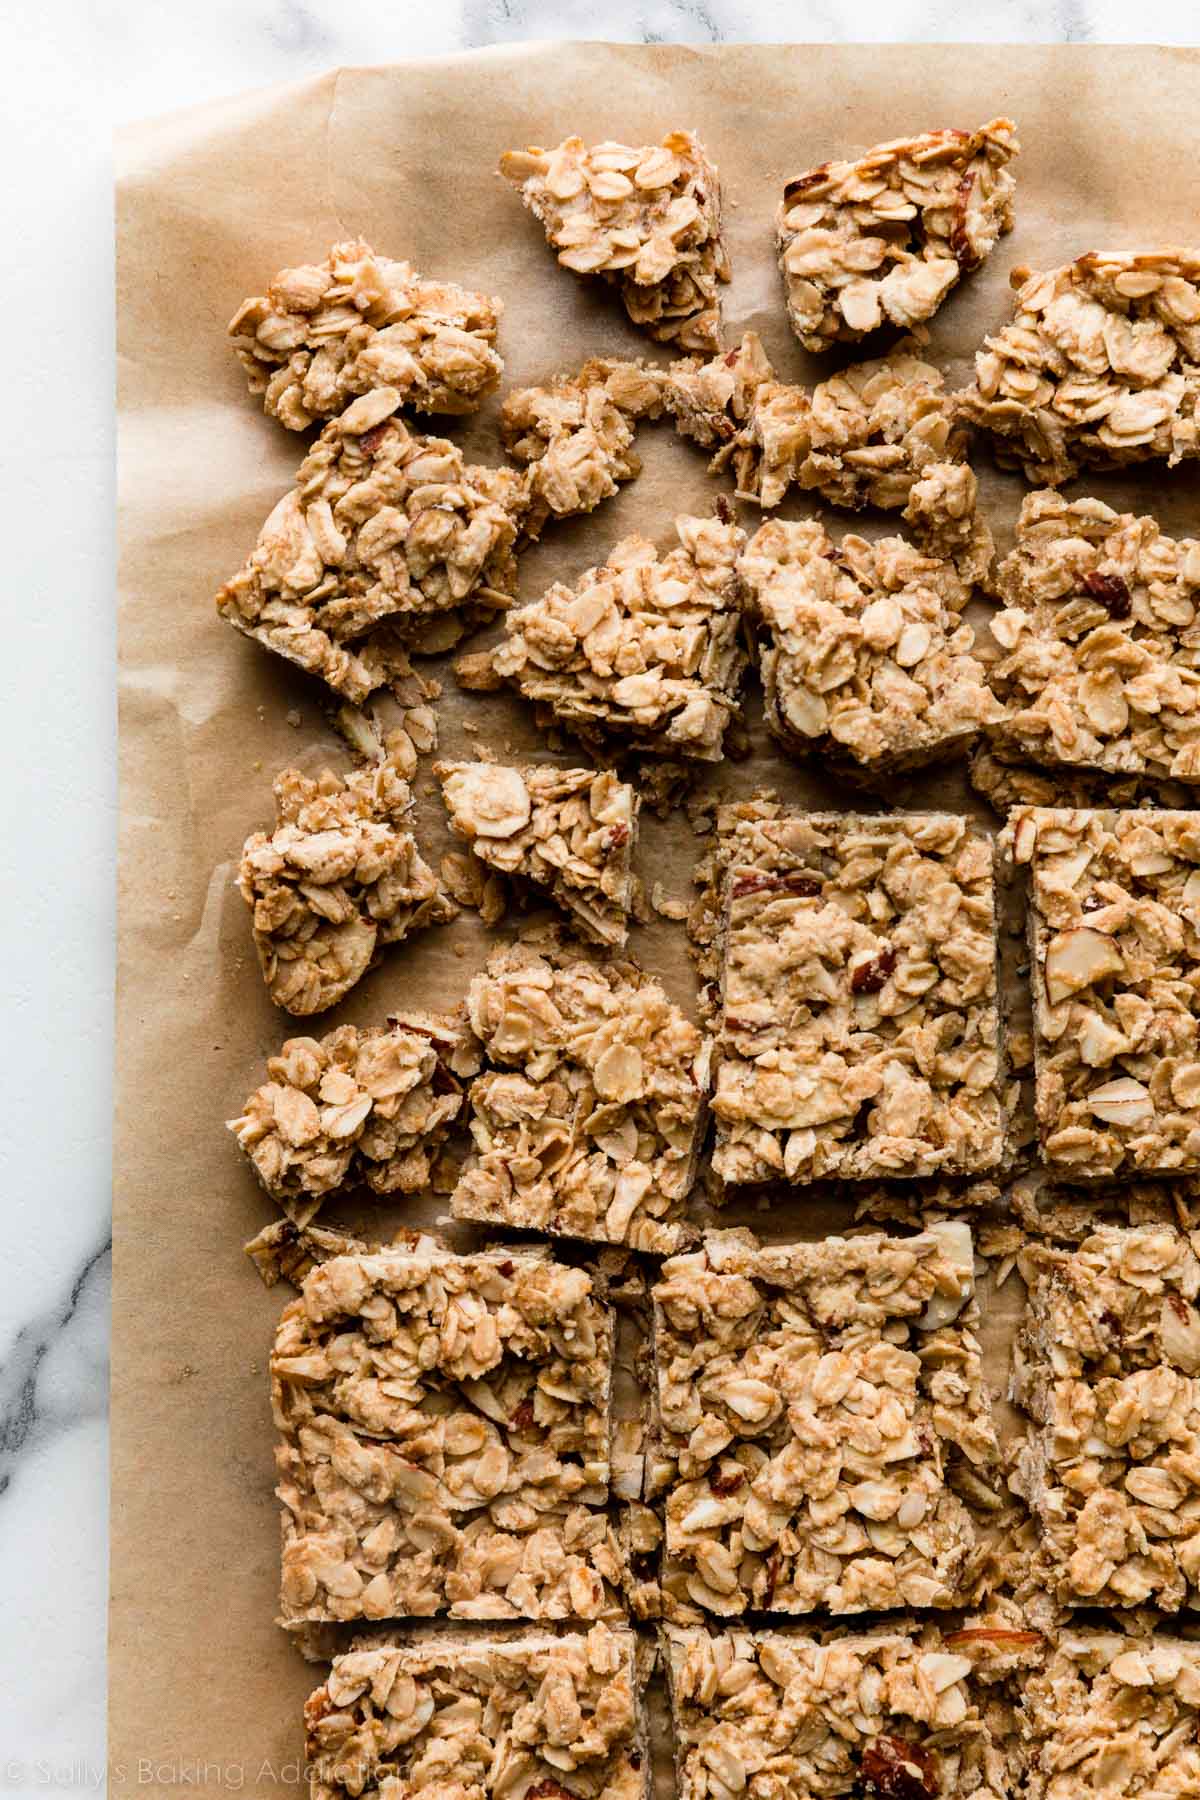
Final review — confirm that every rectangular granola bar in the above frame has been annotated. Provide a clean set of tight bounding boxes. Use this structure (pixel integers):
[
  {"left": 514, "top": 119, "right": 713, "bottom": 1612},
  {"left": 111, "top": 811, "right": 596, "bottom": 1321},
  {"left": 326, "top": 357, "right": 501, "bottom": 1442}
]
[
  {"left": 305, "top": 1623, "right": 648, "bottom": 1800},
  {"left": 272, "top": 1248, "right": 624, "bottom": 1624},
  {"left": 739, "top": 519, "right": 998, "bottom": 777},
  {"left": 1012, "top": 1224, "right": 1200, "bottom": 1610},
  {"left": 712, "top": 803, "right": 1004, "bottom": 1185},
  {"left": 227, "top": 1013, "right": 478, "bottom": 1223},
  {"left": 436, "top": 762, "right": 638, "bottom": 947},
  {"left": 229, "top": 238, "right": 503, "bottom": 430},
  {"left": 500, "top": 131, "right": 729, "bottom": 352},
  {"left": 1020, "top": 1629, "right": 1200, "bottom": 1798},
  {"left": 492, "top": 514, "right": 747, "bottom": 762},
  {"left": 1006, "top": 806, "right": 1200, "bottom": 1177},
  {"left": 958, "top": 249, "right": 1200, "bottom": 485},
  {"left": 776, "top": 120, "right": 1018, "bottom": 352},
  {"left": 451, "top": 944, "right": 710, "bottom": 1252},
  {"left": 666, "top": 1616, "right": 1036, "bottom": 1799},
  {"left": 215, "top": 390, "right": 526, "bottom": 701},
  {"left": 654, "top": 1225, "right": 1001, "bottom": 1619},
  {"left": 989, "top": 491, "right": 1200, "bottom": 784}
]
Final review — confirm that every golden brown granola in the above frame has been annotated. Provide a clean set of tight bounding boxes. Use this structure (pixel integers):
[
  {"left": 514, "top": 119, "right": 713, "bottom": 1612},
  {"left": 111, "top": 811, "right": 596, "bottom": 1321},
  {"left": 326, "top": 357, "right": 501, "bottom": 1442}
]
[
  {"left": 777, "top": 119, "right": 1018, "bottom": 352},
  {"left": 1005, "top": 807, "right": 1200, "bottom": 1178},
  {"left": 229, "top": 238, "right": 503, "bottom": 429},
  {"left": 711, "top": 801, "right": 1005, "bottom": 1185},
  {"left": 305, "top": 1623, "right": 648, "bottom": 1800},
  {"left": 500, "top": 131, "right": 729, "bottom": 351},
  {"left": 492, "top": 514, "right": 748, "bottom": 763},
  {"left": 739, "top": 518, "right": 998, "bottom": 777},
  {"left": 272, "top": 1248, "right": 623, "bottom": 1624},
  {"left": 227, "top": 1014, "right": 478, "bottom": 1222},
  {"left": 654, "top": 1225, "right": 1001, "bottom": 1619},
  {"left": 451, "top": 942, "right": 710, "bottom": 1253},
  {"left": 243, "top": 1217, "right": 368, "bottom": 1290},
  {"left": 958, "top": 249, "right": 1200, "bottom": 484},
  {"left": 437, "top": 761, "right": 639, "bottom": 947},
  {"left": 989, "top": 491, "right": 1200, "bottom": 784}
]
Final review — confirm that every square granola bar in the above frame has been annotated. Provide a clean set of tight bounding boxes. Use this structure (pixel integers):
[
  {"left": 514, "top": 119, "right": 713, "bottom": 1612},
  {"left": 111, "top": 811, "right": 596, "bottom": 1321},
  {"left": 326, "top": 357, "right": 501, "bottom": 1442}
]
[
  {"left": 239, "top": 751, "right": 450, "bottom": 1016},
  {"left": 229, "top": 238, "right": 503, "bottom": 430},
  {"left": 665, "top": 1617, "right": 1036, "bottom": 1799},
  {"left": 777, "top": 120, "right": 1018, "bottom": 352},
  {"left": 227, "top": 1014, "right": 478, "bottom": 1222},
  {"left": 500, "top": 131, "right": 729, "bottom": 352},
  {"left": 989, "top": 491, "right": 1200, "bottom": 784},
  {"left": 436, "top": 762, "right": 639, "bottom": 947},
  {"left": 492, "top": 514, "right": 747, "bottom": 763},
  {"left": 451, "top": 944, "right": 710, "bottom": 1252},
  {"left": 712, "top": 803, "right": 1004, "bottom": 1185},
  {"left": 1012, "top": 1224, "right": 1200, "bottom": 1609},
  {"left": 215, "top": 389, "right": 526, "bottom": 701},
  {"left": 272, "top": 1248, "right": 624, "bottom": 1624},
  {"left": 654, "top": 1226, "right": 1001, "bottom": 1619},
  {"left": 1020, "top": 1629, "right": 1200, "bottom": 1798},
  {"left": 305, "top": 1623, "right": 648, "bottom": 1800},
  {"left": 1006, "top": 807, "right": 1200, "bottom": 1177},
  {"left": 958, "top": 250, "right": 1200, "bottom": 485},
  {"left": 739, "top": 519, "right": 998, "bottom": 777}
]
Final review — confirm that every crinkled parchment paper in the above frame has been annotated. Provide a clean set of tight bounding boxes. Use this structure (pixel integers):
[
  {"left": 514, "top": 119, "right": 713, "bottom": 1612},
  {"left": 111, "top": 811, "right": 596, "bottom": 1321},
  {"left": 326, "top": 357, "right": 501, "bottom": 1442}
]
[{"left": 114, "top": 41, "right": 1200, "bottom": 1796}]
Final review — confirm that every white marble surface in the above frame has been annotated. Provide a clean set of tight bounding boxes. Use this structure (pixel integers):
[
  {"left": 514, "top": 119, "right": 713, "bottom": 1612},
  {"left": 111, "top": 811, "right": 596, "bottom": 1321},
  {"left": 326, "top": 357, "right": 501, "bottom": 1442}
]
[{"left": 3, "top": 0, "right": 1198, "bottom": 1790}]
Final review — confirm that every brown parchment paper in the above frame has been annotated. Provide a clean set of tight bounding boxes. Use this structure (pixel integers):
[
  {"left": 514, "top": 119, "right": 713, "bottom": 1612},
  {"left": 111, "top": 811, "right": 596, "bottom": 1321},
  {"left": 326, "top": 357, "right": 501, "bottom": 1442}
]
[{"left": 114, "top": 41, "right": 1200, "bottom": 1796}]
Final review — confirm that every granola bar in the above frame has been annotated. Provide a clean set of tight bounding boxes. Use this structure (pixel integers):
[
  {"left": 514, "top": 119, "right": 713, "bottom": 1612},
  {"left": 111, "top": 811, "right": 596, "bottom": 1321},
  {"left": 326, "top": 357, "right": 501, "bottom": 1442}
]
[
  {"left": 215, "top": 389, "right": 526, "bottom": 701},
  {"left": 451, "top": 943, "right": 710, "bottom": 1253},
  {"left": 436, "top": 762, "right": 639, "bottom": 947},
  {"left": 1020, "top": 1628, "right": 1200, "bottom": 1798},
  {"left": 968, "top": 745, "right": 1190, "bottom": 818},
  {"left": 988, "top": 492, "right": 1200, "bottom": 784},
  {"left": 712, "top": 802, "right": 1004, "bottom": 1185},
  {"left": 500, "top": 131, "right": 729, "bottom": 352},
  {"left": 1005, "top": 806, "right": 1200, "bottom": 1177},
  {"left": 777, "top": 119, "right": 1018, "bottom": 352},
  {"left": 739, "top": 519, "right": 998, "bottom": 777},
  {"left": 958, "top": 250, "right": 1200, "bottom": 485},
  {"left": 238, "top": 752, "right": 450, "bottom": 1016},
  {"left": 1012, "top": 1224, "right": 1200, "bottom": 1609},
  {"left": 500, "top": 357, "right": 664, "bottom": 540},
  {"left": 304, "top": 1623, "right": 648, "bottom": 1800},
  {"left": 492, "top": 514, "right": 748, "bottom": 763},
  {"left": 272, "top": 1248, "right": 624, "bottom": 1624},
  {"left": 228, "top": 238, "right": 503, "bottom": 430},
  {"left": 654, "top": 1225, "right": 1001, "bottom": 1619},
  {"left": 227, "top": 1014, "right": 478, "bottom": 1222},
  {"left": 665, "top": 1617, "right": 1037, "bottom": 1799}
]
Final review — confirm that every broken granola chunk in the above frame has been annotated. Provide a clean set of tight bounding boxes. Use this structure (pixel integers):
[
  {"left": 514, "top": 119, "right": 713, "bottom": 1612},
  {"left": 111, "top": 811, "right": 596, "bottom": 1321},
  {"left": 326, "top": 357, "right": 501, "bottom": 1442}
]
[
  {"left": 1020, "top": 1629, "right": 1200, "bottom": 1797},
  {"left": 500, "top": 357, "right": 664, "bottom": 539},
  {"left": 988, "top": 491, "right": 1200, "bottom": 784},
  {"left": 500, "top": 130, "right": 729, "bottom": 351},
  {"left": 243, "top": 1217, "right": 367, "bottom": 1290},
  {"left": 666, "top": 1617, "right": 1030, "bottom": 1799},
  {"left": 712, "top": 801, "right": 1004, "bottom": 1185},
  {"left": 238, "top": 751, "right": 450, "bottom": 1016},
  {"left": 273, "top": 1248, "right": 623, "bottom": 1624},
  {"left": 1013, "top": 1225, "right": 1200, "bottom": 1610},
  {"left": 777, "top": 119, "right": 1018, "bottom": 352},
  {"left": 663, "top": 336, "right": 971, "bottom": 517},
  {"left": 451, "top": 942, "right": 710, "bottom": 1252},
  {"left": 739, "top": 518, "right": 998, "bottom": 777},
  {"left": 437, "top": 762, "right": 639, "bottom": 947},
  {"left": 215, "top": 389, "right": 526, "bottom": 702},
  {"left": 227, "top": 1013, "right": 478, "bottom": 1222},
  {"left": 959, "top": 249, "right": 1200, "bottom": 484},
  {"left": 654, "top": 1226, "right": 1001, "bottom": 1619},
  {"left": 229, "top": 238, "right": 503, "bottom": 429},
  {"left": 492, "top": 514, "right": 747, "bottom": 763},
  {"left": 1005, "top": 807, "right": 1200, "bottom": 1178},
  {"left": 305, "top": 1623, "right": 648, "bottom": 1800}
]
